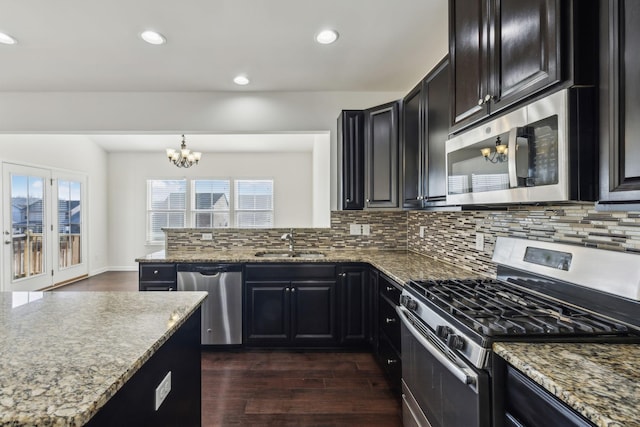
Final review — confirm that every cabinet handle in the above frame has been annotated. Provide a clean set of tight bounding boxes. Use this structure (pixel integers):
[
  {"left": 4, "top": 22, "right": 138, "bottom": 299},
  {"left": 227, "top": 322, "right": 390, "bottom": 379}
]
[
  {"left": 387, "top": 359, "right": 398, "bottom": 365},
  {"left": 385, "top": 317, "right": 397, "bottom": 324},
  {"left": 386, "top": 286, "right": 394, "bottom": 292}
]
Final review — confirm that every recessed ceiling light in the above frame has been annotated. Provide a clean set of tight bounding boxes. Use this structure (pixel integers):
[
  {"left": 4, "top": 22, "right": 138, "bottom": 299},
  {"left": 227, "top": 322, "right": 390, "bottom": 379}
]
[
  {"left": 315, "top": 29, "right": 339, "bottom": 45},
  {"left": 233, "top": 75, "right": 250, "bottom": 86},
  {"left": 0, "top": 32, "right": 17, "bottom": 45},
  {"left": 140, "top": 30, "right": 166, "bottom": 45}
]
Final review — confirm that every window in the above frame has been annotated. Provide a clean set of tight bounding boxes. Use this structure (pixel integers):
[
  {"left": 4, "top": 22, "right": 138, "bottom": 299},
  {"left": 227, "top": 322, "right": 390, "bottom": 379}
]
[
  {"left": 236, "top": 180, "right": 274, "bottom": 228},
  {"left": 147, "top": 178, "right": 273, "bottom": 242},
  {"left": 192, "top": 180, "right": 230, "bottom": 228},
  {"left": 147, "top": 180, "right": 186, "bottom": 242}
]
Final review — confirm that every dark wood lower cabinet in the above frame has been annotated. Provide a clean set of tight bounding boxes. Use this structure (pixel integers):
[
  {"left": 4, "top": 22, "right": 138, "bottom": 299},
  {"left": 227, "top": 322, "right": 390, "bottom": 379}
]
[
  {"left": 373, "top": 273, "right": 402, "bottom": 396},
  {"left": 338, "top": 265, "right": 370, "bottom": 346},
  {"left": 86, "top": 308, "right": 201, "bottom": 427},
  {"left": 244, "top": 264, "right": 338, "bottom": 347}
]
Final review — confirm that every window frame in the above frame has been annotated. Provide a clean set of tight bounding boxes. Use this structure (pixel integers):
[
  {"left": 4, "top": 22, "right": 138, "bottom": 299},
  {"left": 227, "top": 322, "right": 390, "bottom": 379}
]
[{"left": 146, "top": 177, "right": 274, "bottom": 244}]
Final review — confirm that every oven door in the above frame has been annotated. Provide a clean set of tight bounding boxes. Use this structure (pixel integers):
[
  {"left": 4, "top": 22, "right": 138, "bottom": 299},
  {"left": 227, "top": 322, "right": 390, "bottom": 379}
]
[{"left": 397, "top": 306, "right": 490, "bottom": 427}]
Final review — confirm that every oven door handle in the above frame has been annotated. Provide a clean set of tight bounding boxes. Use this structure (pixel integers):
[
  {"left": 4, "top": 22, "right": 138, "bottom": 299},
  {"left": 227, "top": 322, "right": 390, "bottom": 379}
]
[{"left": 397, "top": 305, "right": 478, "bottom": 387}]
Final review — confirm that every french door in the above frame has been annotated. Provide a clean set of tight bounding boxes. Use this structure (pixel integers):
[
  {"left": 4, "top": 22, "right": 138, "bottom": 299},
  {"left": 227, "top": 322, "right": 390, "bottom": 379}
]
[{"left": 2, "top": 163, "right": 87, "bottom": 291}]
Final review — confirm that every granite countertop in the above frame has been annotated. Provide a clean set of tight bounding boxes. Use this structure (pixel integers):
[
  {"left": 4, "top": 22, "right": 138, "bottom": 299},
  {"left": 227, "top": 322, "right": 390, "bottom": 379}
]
[
  {"left": 494, "top": 342, "right": 640, "bottom": 427},
  {"left": 137, "top": 249, "right": 484, "bottom": 284},
  {"left": 0, "top": 291, "right": 207, "bottom": 427}
]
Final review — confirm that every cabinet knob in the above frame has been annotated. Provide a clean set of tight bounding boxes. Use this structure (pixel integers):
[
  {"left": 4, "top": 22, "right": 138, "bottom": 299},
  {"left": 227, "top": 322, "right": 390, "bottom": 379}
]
[
  {"left": 484, "top": 94, "right": 493, "bottom": 102},
  {"left": 207, "top": 328, "right": 212, "bottom": 333},
  {"left": 291, "top": 288, "right": 296, "bottom": 293},
  {"left": 477, "top": 98, "right": 484, "bottom": 106},
  {"left": 346, "top": 198, "right": 351, "bottom": 202},
  {"left": 340, "top": 273, "right": 346, "bottom": 277},
  {"left": 386, "top": 286, "right": 394, "bottom": 292},
  {"left": 153, "top": 270, "right": 159, "bottom": 274},
  {"left": 385, "top": 317, "right": 397, "bottom": 324},
  {"left": 366, "top": 199, "right": 370, "bottom": 203},
  {"left": 387, "top": 359, "right": 398, "bottom": 365},
  {"left": 285, "top": 288, "right": 290, "bottom": 292}
]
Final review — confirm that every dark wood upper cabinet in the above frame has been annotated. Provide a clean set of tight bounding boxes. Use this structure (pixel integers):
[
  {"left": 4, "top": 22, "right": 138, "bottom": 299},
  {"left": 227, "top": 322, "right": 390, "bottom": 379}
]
[
  {"left": 449, "top": 0, "right": 562, "bottom": 133},
  {"left": 599, "top": 0, "right": 640, "bottom": 203},
  {"left": 365, "top": 101, "right": 400, "bottom": 209},
  {"left": 402, "top": 57, "right": 450, "bottom": 209},
  {"left": 338, "top": 110, "right": 365, "bottom": 210}
]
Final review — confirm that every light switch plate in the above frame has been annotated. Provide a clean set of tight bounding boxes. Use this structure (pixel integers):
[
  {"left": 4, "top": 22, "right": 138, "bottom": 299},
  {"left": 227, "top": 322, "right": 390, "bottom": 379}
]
[
  {"left": 349, "top": 224, "right": 361, "bottom": 235},
  {"left": 201, "top": 233, "right": 213, "bottom": 241},
  {"left": 155, "top": 371, "right": 172, "bottom": 411},
  {"left": 475, "top": 233, "right": 485, "bottom": 251},
  {"left": 419, "top": 226, "right": 427, "bottom": 238},
  {"left": 362, "top": 224, "right": 370, "bottom": 235}
]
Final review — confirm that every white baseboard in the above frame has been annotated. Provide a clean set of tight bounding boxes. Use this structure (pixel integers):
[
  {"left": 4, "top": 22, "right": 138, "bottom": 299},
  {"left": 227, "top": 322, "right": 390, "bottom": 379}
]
[
  {"left": 107, "top": 266, "right": 139, "bottom": 272},
  {"left": 89, "top": 266, "right": 109, "bottom": 276}
]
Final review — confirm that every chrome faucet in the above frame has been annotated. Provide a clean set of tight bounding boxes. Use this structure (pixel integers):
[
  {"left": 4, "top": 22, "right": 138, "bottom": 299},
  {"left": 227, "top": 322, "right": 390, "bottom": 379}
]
[{"left": 281, "top": 228, "right": 295, "bottom": 252}]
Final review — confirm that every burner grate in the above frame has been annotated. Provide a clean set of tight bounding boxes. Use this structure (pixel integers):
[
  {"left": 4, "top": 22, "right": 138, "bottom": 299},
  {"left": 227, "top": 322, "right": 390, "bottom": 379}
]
[{"left": 410, "top": 279, "right": 629, "bottom": 337}]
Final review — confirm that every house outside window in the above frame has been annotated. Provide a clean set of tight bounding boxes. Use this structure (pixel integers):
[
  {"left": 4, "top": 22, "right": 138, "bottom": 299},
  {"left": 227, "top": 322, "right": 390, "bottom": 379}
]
[{"left": 147, "top": 178, "right": 274, "bottom": 243}]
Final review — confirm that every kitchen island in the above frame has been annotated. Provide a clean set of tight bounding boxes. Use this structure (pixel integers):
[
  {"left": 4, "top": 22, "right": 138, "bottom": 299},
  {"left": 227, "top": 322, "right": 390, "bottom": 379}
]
[{"left": 0, "top": 291, "right": 206, "bottom": 427}]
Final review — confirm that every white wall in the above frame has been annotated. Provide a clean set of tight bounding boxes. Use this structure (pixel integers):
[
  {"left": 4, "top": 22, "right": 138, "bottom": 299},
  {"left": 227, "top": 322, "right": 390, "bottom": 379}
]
[
  {"left": 0, "top": 90, "right": 405, "bottom": 272},
  {"left": 108, "top": 150, "right": 314, "bottom": 270},
  {"left": 0, "top": 91, "right": 404, "bottom": 210},
  {"left": 0, "top": 135, "right": 109, "bottom": 276}
]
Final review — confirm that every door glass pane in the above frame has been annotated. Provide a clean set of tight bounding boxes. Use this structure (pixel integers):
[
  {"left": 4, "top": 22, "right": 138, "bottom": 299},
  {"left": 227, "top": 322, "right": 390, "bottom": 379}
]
[
  {"left": 10, "top": 174, "right": 45, "bottom": 280},
  {"left": 58, "top": 180, "right": 82, "bottom": 269}
]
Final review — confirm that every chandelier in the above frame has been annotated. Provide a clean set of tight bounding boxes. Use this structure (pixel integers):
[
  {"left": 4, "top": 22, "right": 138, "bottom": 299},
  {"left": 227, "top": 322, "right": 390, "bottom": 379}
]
[
  {"left": 166, "top": 134, "right": 202, "bottom": 168},
  {"left": 480, "top": 136, "right": 508, "bottom": 163}
]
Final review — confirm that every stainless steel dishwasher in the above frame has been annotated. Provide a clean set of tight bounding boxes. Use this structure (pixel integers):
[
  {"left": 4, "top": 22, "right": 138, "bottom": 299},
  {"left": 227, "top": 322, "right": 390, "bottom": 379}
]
[{"left": 176, "top": 264, "right": 242, "bottom": 345}]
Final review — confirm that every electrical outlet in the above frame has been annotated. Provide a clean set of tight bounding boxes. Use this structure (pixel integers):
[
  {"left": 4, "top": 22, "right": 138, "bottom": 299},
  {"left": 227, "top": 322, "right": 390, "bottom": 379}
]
[
  {"left": 155, "top": 371, "right": 172, "bottom": 411},
  {"left": 349, "top": 224, "right": 361, "bottom": 235},
  {"left": 201, "top": 233, "right": 213, "bottom": 241},
  {"left": 361, "top": 224, "right": 371, "bottom": 235},
  {"left": 419, "top": 226, "right": 427, "bottom": 238},
  {"left": 475, "top": 233, "right": 485, "bottom": 251}
]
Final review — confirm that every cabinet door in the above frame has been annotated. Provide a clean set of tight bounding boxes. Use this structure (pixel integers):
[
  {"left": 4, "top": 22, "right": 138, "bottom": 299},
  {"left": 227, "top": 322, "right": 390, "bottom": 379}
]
[
  {"left": 425, "top": 57, "right": 450, "bottom": 203},
  {"left": 490, "top": 0, "right": 561, "bottom": 113},
  {"left": 365, "top": 101, "right": 400, "bottom": 209},
  {"left": 244, "top": 281, "right": 290, "bottom": 344},
  {"left": 599, "top": 0, "right": 640, "bottom": 202},
  {"left": 290, "top": 280, "right": 337, "bottom": 345},
  {"left": 338, "top": 266, "right": 369, "bottom": 345},
  {"left": 338, "top": 110, "right": 365, "bottom": 210},
  {"left": 449, "top": 0, "right": 490, "bottom": 131},
  {"left": 402, "top": 83, "right": 425, "bottom": 209}
]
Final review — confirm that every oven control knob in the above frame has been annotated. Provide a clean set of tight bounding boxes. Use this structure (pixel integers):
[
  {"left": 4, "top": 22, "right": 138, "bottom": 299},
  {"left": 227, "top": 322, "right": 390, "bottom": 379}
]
[
  {"left": 404, "top": 298, "right": 418, "bottom": 311},
  {"left": 436, "top": 325, "right": 450, "bottom": 339},
  {"left": 448, "top": 334, "right": 466, "bottom": 351}
]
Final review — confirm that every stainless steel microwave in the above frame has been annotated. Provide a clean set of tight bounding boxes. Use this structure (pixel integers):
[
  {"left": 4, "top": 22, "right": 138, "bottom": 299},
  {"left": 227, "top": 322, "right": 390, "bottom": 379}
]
[{"left": 445, "top": 88, "right": 597, "bottom": 205}]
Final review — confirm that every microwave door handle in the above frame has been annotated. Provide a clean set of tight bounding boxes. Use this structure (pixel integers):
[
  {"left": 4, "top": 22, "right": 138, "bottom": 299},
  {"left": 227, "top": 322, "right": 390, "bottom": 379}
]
[
  {"left": 396, "top": 306, "right": 478, "bottom": 387},
  {"left": 508, "top": 127, "right": 519, "bottom": 188}
]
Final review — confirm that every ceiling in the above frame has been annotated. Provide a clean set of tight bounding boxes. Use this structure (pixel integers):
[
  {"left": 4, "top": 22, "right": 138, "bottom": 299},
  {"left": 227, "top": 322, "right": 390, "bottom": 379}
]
[{"left": 0, "top": 0, "right": 448, "bottom": 93}]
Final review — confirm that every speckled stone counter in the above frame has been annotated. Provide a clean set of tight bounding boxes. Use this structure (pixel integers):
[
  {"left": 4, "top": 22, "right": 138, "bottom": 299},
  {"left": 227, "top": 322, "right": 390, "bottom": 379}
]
[
  {"left": 136, "top": 249, "right": 483, "bottom": 284},
  {"left": 494, "top": 342, "right": 640, "bottom": 427},
  {"left": 0, "top": 291, "right": 207, "bottom": 426}
]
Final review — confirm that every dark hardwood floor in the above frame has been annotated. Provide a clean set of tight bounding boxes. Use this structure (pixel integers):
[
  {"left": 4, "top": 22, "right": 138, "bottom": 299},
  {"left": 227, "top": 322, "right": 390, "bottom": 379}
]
[
  {"left": 202, "top": 351, "right": 402, "bottom": 427},
  {"left": 55, "top": 272, "right": 403, "bottom": 426}
]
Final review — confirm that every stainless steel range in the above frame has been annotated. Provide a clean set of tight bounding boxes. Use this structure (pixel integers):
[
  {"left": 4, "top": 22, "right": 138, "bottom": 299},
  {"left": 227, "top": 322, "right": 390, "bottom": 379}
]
[{"left": 398, "top": 237, "right": 640, "bottom": 427}]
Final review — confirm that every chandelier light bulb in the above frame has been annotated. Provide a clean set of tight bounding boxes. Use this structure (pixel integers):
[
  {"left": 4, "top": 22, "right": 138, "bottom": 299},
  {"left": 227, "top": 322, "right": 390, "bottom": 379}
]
[{"left": 166, "top": 135, "right": 201, "bottom": 168}]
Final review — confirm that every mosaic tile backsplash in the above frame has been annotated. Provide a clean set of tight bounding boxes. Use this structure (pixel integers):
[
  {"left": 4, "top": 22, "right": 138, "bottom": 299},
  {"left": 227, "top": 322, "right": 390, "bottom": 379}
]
[
  {"left": 408, "top": 204, "right": 640, "bottom": 278},
  {"left": 165, "top": 204, "right": 640, "bottom": 278},
  {"left": 165, "top": 211, "right": 407, "bottom": 253}
]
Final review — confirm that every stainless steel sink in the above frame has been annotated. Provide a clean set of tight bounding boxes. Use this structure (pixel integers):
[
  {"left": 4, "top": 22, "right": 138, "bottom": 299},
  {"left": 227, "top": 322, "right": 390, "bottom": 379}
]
[{"left": 254, "top": 251, "right": 326, "bottom": 259}]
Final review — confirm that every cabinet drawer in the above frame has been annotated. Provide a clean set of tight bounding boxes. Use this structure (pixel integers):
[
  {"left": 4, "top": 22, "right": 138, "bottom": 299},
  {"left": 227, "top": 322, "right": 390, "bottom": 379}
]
[
  {"left": 139, "top": 282, "right": 176, "bottom": 291},
  {"left": 377, "top": 335, "right": 402, "bottom": 393},
  {"left": 379, "top": 274, "right": 401, "bottom": 305},
  {"left": 379, "top": 297, "right": 401, "bottom": 352},
  {"left": 139, "top": 264, "right": 176, "bottom": 282}
]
